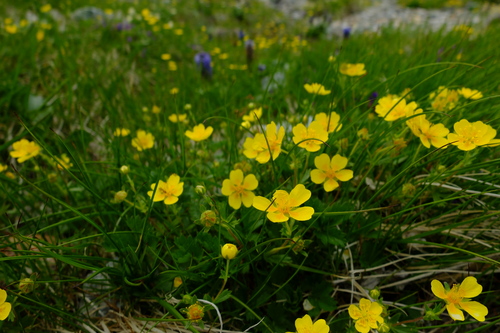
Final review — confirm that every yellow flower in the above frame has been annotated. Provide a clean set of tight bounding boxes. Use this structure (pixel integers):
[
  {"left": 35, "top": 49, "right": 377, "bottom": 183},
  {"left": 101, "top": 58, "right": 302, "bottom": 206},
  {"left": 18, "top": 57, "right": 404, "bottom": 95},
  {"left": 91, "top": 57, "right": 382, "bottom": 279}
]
[
  {"left": 221, "top": 169, "right": 258, "bottom": 209},
  {"left": 36, "top": 30, "right": 45, "bottom": 41},
  {"left": 173, "top": 276, "right": 183, "bottom": 288},
  {"left": 458, "top": 87, "right": 483, "bottom": 100},
  {"left": 161, "top": 53, "right": 171, "bottom": 61},
  {"left": 253, "top": 184, "right": 315, "bottom": 223},
  {"left": 185, "top": 123, "right": 213, "bottom": 141},
  {"left": 292, "top": 121, "right": 329, "bottom": 152},
  {"left": 186, "top": 303, "right": 204, "bottom": 320},
  {"left": 430, "top": 86, "right": 459, "bottom": 111},
  {"left": 417, "top": 119, "right": 450, "bottom": 149},
  {"left": 448, "top": 119, "right": 497, "bottom": 151},
  {"left": 375, "top": 96, "right": 421, "bottom": 121},
  {"left": 286, "top": 314, "right": 329, "bottom": 333},
  {"left": 405, "top": 109, "right": 426, "bottom": 137},
  {"left": 170, "top": 87, "right": 179, "bottom": 95},
  {"left": 0, "top": 164, "right": 7, "bottom": 172},
  {"left": 348, "top": 298, "right": 384, "bottom": 333},
  {"left": 314, "top": 112, "right": 342, "bottom": 133},
  {"left": 303, "top": 83, "right": 331, "bottom": 95},
  {"left": 168, "top": 113, "right": 187, "bottom": 123},
  {"left": 168, "top": 61, "right": 177, "bottom": 71},
  {"left": 152, "top": 105, "right": 161, "bottom": 114},
  {"left": 54, "top": 154, "right": 73, "bottom": 170},
  {"left": 40, "top": 4, "right": 52, "bottom": 13},
  {"left": 310, "top": 154, "right": 353, "bottom": 192},
  {"left": 5, "top": 25, "right": 17, "bottom": 34},
  {"left": 243, "top": 122, "right": 285, "bottom": 163},
  {"left": 114, "top": 128, "right": 131, "bottom": 137},
  {"left": 0, "top": 289, "right": 12, "bottom": 321},
  {"left": 221, "top": 243, "right": 239, "bottom": 259},
  {"left": 131, "top": 130, "right": 155, "bottom": 151},
  {"left": 241, "top": 107, "right": 263, "bottom": 128},
  {"left": 340, "top": 63, "right": 367, "bottom": 76},
  {"left": 431, "top": 277, "right": 488, "bottom": 321},
  {"left": 147, "top": 174, "right": 184, "bottom": 205},
  {"left": 10, "top": 139, "right": 41, "bottom": 163},
  {"left": 174, "top": 28, "right": 183, "bottom": 35}
]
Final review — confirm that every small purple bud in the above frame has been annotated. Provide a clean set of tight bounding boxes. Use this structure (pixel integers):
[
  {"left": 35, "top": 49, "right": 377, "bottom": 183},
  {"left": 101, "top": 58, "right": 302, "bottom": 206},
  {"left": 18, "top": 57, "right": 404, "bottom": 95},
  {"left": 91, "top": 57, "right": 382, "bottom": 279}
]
[
  {"left": 238, "top": 29, "right": 245, "bottom": 40},
  {"left": 194, "top": 52, "right": 212, "bottom": 79},
  {"left": 343, "top": 27, "right": 351, "bottom": 39},
  {"left": 368, "top": 91, "right": 378, "bottom": 108},
  {"left": 115, "top": 22, "right": 132, "bottom": 31},
  {"left": 258, "top": 64, "right": 266, "bottom": 72}
]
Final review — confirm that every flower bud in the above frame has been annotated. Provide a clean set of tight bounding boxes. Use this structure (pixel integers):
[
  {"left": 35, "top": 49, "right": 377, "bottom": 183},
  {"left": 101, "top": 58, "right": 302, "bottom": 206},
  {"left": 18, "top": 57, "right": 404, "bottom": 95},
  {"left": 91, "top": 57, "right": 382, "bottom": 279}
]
[
  {"left": 120, "top": 165, "right": 130, "bottom": 174},
  {"left": 402, "top": 183, "right": 416, "bottom": 197},
  {"left": 369, "top": 287, "right": 381, "bottom": 299},
  {"left": 184, "top": 104, "right": 192, "bottom": 110},
  {"left": 221, "top": 243, "right": 238, "bottom": 260},
  {"left": 173, "top": 276, "right": 183, "bottom": 288},
  {"left": 195, "top": 185, "right": 206, "bottom": 196},
  {"left": 378, "top": 322, "right": 391, "bottom": 333},
  {"left": 182, "top": 294, "right": 194, "bottom": 304},
  {"left": 114, "top": 190, "right": 128, "bottom": 203},
  {"left": 19, "top": 278, "right": 35, "bottom": 293},
  {"left": 200, "top": 210, "right": 217, "bottom": 227}
]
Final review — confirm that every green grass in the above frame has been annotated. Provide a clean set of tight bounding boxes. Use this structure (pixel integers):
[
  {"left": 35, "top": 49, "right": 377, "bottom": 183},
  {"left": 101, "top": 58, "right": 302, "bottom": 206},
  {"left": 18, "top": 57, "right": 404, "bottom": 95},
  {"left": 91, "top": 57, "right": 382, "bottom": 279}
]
[{"left": 1, "top": 1, "right": 499, "bottom": 332}]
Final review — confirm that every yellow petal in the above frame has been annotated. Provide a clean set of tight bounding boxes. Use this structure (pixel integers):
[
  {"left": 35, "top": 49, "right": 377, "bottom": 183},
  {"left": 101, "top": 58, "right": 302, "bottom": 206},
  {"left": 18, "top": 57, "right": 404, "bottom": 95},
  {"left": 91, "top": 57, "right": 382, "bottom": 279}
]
[
  {"left": 230, "top": 169, "right": 244, "bottom": 185},
  {"left": 164, "top": 196, "right": 179, "bottom": 205},
  {"left": 228, "top": 193, "right": 242, "bottom": 209},
  {"left": 289, "top": 206, "right": 315, "bottom": 221},
  {"left": 253, "top": 196, "right": 272, "bottom": 211},
  {"left": 458, "top": 276, "right": 482, "bottom": 298},
  {"left": 288, "top": 184, "right": 311, "bottom": 207},
  {"left": 310, "top": 169, "right": 326, "bottom": 185},
  {"left": 312, "top": 319, "right": 330, "bottom": 333},
  {"left": 295, "top": 314, "right": 313, "bottom": 332},
  {"left": 243, "top": 174, "right": 259, "bottom": 190},
  {"left": 240, "top": 191, "right": 255, "bottom": 208},
  {"left": 359, "top": 298, "right": 372, "bottom": 312},
  {"left": 354, "top": 320, "right": 370, "bottom": 333},
  {"left": 267, "top": 211, "right": 289, "bottom": 223},
  {"left": 314, "top": 154, "right": 331, "bottom": 171},
  {"left": 447, "top": 303, "right": 464, "bottom": 321},
  {"left": 330, "top": 154, "right": 348, "bottom": 171},
  {"left": 431, "top": 280, "right": 447, "bottom": 299},
  {"left": 348, "top": 304, "right": 362, "bottom": 320},
  {"left": 336, "top": 169, "right": 353, "bottom": 182},
  {"left": 369, "top": 302, "right": 383, "bottom": 316},
  {"left": 221, "top": 179, "right": 233, "bottom": 196},
  {"left": 459, "top": 301, "right": 488, "bottom": 322},
  {"left": 323, "top": 178, "right": 339, "bottom": 192},
  {"left": 0, "top": 289, "right": 6, "bottom": 304},
  {"left": 0, "top": 302, "right": 11, "bottom": 321}
]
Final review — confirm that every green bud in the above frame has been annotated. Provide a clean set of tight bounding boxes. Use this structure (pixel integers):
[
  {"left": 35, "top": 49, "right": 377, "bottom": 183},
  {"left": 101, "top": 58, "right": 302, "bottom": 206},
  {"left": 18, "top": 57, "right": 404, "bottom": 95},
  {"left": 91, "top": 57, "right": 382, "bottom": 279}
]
[
  {"left": 369, "top": 288, "right": 381, "bottom": 299},
  {"left": 120, "top": 165, "right": 130, "bottom": 175},
  {"left": 19, "top": 278, "right": 35, "bottom": 293},
  {"left": 200, "top": 210, "right": 217, "bottom": 227},
  {"left": 195, "top": 185, "right": 206, "bottom": 196},
  {"left": 402, "top": 183, "right": 416, "bottom": 197}
]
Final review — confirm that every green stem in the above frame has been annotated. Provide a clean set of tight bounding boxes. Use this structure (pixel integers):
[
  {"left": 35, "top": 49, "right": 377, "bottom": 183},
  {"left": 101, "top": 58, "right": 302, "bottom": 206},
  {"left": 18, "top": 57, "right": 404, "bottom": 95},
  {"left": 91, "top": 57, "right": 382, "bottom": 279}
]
[{"left": 215, "top": 259, "right": 230, "bottom": 300}]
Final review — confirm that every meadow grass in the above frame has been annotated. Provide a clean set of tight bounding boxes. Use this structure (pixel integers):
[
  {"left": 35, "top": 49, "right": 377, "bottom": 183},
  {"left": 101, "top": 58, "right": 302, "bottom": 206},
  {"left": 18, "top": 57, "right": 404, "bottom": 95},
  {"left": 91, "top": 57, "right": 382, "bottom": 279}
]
[{"left": 1, "top": 1, "right": 499, "bottom": 332}]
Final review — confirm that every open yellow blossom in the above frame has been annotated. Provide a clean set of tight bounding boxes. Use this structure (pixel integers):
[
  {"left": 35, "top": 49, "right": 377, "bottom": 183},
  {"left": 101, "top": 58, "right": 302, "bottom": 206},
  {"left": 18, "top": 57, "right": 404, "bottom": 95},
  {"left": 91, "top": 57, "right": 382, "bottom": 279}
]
[
  {"left": 241, "top": 107, "right": 262, "bottom": 128},
  {"left": 286, "top": 314, "right": 329, "bottom": 333},
  {"left": 170, "top": 88, "right": 179, "bottom": 95},
  {"left": 161, "top": 53, "right": 171, "bottom": 60},
  {"left": 54, "top": 154, "right": 73, "bottom": 170},
  {"left": 132, "top": 130, "right": 155, "bottom": 151},
  {"left": 303, "top": 83, "right": 331, "bottom": 95},
  {"left": 314, "top": 112, "right": 342, "bottom": 133},
  {"left": 375, "top": 96, "right": 421, "bottom": 121},
  {"left": 147, "top": 174, "right": 184, "bottom": 205},
  {"left": 431, "top": 277, "right": 488, "bottom": 321},
  {"left": 0, "top": 289, "right": 12, "bottom": 321},
  {"left": 40, "top": 4, "right": 52, "bottom": 13},
  {"left": 417, "top": 119, "right": 449, "bottom": 149},
  {"left": 10, "top": 139, "right": 41, "bottom": 163},
  {"left": 253, "top": 184, "right": 314, "bottom": 223},
  {"left": 168, "top": 61, "right": 177, "bottom": 71},
  {"left": 152, "top": 105, "right": 161, "bottom": 114},
  {"left": 340, "top": 63, "right": 367, "bottom": 76},
  {"left": 221, "top": 169, "right": 258, "bottom": 209},
  {"left": 430, "top": 86, "right": 459, "bottom": 111},
  {"left": 243, "top": 122, "right": 285, "bottom": 163},
  {"left": 114, "top": 128, "right": 131, "bottom": 137},
  {"left": 348, "top": 298, "right": 384, "bottom": 333},
  {"left": 292, "top": 121, "right": 329, "bottom": 152},
  {"left": 185, "top": 123, "right": 213, "bottom": 141},
  {"left": 448, "top": 119, "right": 497, "bottom": 151},
  {"left": 168, "top": 113, "right": 187, "bottom": 123},
  {"left": 310, "top": 154, "right": 353, "bottom": 192},
  {"left": 405, "top": 109, "right": 426, "bottom": 136},
  {"left": 458, "top": 88, "right": 483, "bottom": 100}
]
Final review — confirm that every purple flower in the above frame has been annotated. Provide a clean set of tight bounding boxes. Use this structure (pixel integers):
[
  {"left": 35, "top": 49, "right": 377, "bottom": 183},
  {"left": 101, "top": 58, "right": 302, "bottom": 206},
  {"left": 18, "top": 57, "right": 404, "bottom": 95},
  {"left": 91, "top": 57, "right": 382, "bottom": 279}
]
[
  {"left": 194, "top": 52, "right": 212, "bottom": 78},
  {"left": 368, "top": 91, "right": 378, "bottom": 108},
  {"left": 258, "top": 64, "right": 266, "bottom": 72},
  {"left": 343, "top": 27, "right": 351, "bottom": 39},
  {"left": 238, "top": 29, "right": 245, "bottom": 40},
  {"left": 115, "top": 22, "right": 133, "bottom": 31}
]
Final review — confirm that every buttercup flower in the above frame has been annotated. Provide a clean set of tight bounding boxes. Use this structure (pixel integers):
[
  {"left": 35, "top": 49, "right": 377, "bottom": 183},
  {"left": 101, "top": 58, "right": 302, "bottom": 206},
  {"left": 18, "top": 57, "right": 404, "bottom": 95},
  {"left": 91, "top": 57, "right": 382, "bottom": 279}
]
[
  {"left": 132, "top": 130, "right": 155, "bottom": 151},
  {"left": 54, "top": 154, "right": 73, "bottom": 170},
  {"left": 0, "top": 289, "right": 12, "bottom": 321},
  {"left": 221, "top": 243, "right": 239, "bottom": 259},
  {"left": 286, "top": 314, "right": 329, "bottom": 333},
  {"left": 114, "top": 128, "right": 131, "bottom": 137},
  {"left": 310, "top": 154, "right": 353, "bottom": 192},
  {"left": 168, "top": 113, "right": 188, "bottom": 123},
  {"left": 185, "top": 123, "right": 213, "bottom": 141},
  {"left": 253, "top": 184, "right": 314, "bottom": 223},
  {"left": 243, "top": 122, "right": 285, "bottom": 163},
  {"left": 431, "top": 276, "right": 488, "bottom": 321},
  {"left": 417, "top": 119, "right": 449, "bottom": 149},
  {"left": 448, "top": 119, "right": 497, "bottom": 151},
  {"left": 147, "top": 174, "right": 184, "bottom": 205},
  {"left": 304, "top": 83, "right": 331, "bottom": 95},
  {"left": 458, "top": 88, "right": 483, "bottom": 100},
  {"left": 340, "top": 63, "right": 367, "bottom": 76},
  {"left": 314, "top": 112, "right": 342, "bottom": 133},
  {"left": 221, "top": 169, "right": 258, "bottom": 209},
  {"left": 161, "top": 53, "right": 171, "bottom": 60},
  {"left": 348, "top": 298, "right": 384, "bottom": 333},
  {"left": 10, "top": 139, "right": 41, "bottom": 163},
  {"left": 292, "top": 121, "right": 329, "bottom": 152},
  {"left": 241, "top": 107, "right": 262, "bottom": 128},
  {"left": 430, "top": 86, "right": 459, "bottom": 111},
  {"left": 375, "top": 96, "right": 421, "bottom": 121}
]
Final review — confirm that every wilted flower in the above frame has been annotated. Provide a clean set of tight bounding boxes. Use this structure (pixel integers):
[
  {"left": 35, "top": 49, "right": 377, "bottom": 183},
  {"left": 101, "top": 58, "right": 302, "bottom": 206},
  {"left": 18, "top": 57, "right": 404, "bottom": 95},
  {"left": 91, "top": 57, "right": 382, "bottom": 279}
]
[
  {"left": 431, "top": 276, "right": 488, "bottom": 321},
  {"left": 348, "top": 298, "right": 384, "bottom": 333},
  {"left": 185, "top": 303, "right": 204, "bottom": 320},
  {"left": 253, "top": 184, "right": 315, "bottom": 223},
  {"left": 185, "top": 123, "right": 213, "bottom": 141},
  {"left": 147, "top": 174, "right": 184, "bottom": 205},
  {"left": 221, "top": 169, "right": 258, "bottom": 209},
  {"left": 173, "top": 277, "right": 183, "bottom": 288},
  {"left": 10, "top": 139, "right": 41, "bottom": 163},
  {"left": 310, "top": 154, "right": 353, "bottom": 192},
  {"left": 286, "top": 314, "right": 329, "bottom": 333}
]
